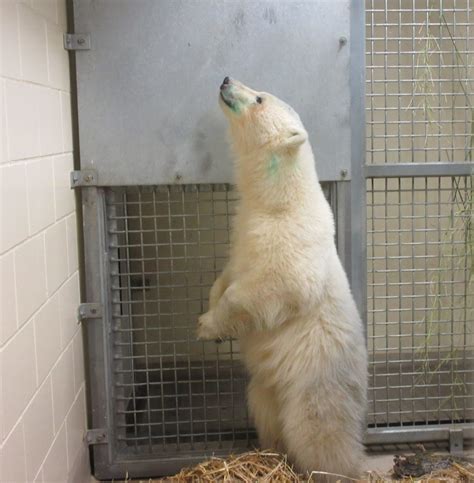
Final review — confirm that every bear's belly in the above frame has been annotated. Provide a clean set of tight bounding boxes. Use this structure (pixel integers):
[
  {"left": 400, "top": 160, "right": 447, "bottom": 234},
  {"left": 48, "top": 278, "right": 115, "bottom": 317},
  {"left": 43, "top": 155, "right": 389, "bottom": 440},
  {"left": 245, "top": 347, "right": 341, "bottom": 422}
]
[
  {"left": 238, "top": 294, "right": 365, "bottom": 388},
  {"left": 240, "top": 315, "right": 341, "bottom": 386}
]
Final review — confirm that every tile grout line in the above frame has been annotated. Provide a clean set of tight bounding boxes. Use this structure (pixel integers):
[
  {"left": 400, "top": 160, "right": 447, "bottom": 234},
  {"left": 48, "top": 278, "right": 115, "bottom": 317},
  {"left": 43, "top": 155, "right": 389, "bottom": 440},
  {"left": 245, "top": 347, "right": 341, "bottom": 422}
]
[
  {"left": 1, "top": 332, "right": 83, "bottom": 446},
  {"left": 0, "top": 72, "right": 72, "bottom": 93},
  {"left": 1, "top": 200, "right": 76, "bottom": 258},
  {"left": 0, "top": 149, "right": 74, "bottom": 167},
  {"left": 0, "top": 268, "right": 79, "bottom": 349}
]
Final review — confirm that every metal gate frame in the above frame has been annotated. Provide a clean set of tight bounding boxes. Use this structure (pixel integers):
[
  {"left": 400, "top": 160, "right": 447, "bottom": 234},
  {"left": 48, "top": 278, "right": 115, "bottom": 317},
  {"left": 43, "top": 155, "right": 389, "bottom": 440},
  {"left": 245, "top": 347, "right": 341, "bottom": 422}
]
[
  {"left": 69, "top": 1, "right": 473, "bottom": 480},
  {"left": 364, "top": 161, "right": 473, "bottom": 449}
]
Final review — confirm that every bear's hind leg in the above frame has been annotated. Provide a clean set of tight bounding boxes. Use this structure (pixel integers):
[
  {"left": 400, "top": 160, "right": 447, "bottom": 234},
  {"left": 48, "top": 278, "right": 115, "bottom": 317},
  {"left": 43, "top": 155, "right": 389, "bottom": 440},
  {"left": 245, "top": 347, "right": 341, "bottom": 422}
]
[
  {"left": 279, "top": 388, "right": 365, "bottom": 482},
  {"left": 247, "top": 378, "right": 282, "bottom": 451}
]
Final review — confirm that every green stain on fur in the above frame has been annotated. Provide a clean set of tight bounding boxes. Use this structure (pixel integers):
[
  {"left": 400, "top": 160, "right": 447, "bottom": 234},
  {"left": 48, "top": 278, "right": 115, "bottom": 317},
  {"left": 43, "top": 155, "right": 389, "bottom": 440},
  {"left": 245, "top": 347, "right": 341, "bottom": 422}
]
[
  {"left": 268, "top": 154, "right": 280, "bottom": 176},
  {"left": 227, "top": 86, "right": 241, "bottom": 114},
  {"left": 230, "top": 102, "right": 241, "bottom": 114}
]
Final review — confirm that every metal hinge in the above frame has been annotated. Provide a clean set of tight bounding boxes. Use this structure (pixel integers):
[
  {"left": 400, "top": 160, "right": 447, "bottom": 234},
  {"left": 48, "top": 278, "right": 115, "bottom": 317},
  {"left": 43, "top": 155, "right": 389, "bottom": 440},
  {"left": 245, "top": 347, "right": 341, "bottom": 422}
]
[
  {"left": 78, "top": 303, "right": 103, "bottom": 323},
  {"left": 64, "top": 33, "right": 91, "bottom": 51},
  {"left": 85, "top": 429, "right": 108, "bottom": 445},
  {"left": 70, "top": 170, "right": 98, "bottom": 188}
]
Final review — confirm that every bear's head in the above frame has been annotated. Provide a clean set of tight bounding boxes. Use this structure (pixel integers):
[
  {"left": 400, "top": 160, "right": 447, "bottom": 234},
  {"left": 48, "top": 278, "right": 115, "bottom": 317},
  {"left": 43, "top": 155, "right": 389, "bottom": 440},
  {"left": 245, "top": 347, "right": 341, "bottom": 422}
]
[{"left": 219, "top": 77, "right": 308, "bottom": 156}]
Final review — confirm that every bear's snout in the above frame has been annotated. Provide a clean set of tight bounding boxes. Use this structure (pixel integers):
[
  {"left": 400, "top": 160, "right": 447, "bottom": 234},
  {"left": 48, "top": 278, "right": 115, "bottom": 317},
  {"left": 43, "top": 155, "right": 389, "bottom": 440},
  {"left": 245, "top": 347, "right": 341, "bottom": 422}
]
[
  {"left": 220, "top": 77, "right": 231, "bottom": 94},
  {"left": 219, "top": 77, "right": 235, "bottom": 109}
]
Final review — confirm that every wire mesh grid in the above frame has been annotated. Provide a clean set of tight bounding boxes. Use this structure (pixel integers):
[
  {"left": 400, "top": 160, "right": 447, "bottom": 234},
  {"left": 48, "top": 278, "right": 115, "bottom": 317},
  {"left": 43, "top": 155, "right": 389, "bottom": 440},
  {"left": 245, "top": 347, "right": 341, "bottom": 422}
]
[
  {"left": 107, "top": 185, "right": 255, "bottom": 454},
  {"left": 365, "top": 0, "right": 474, "bottom": 164},
  {"left": 367, "top": 175, "right": 473, "bottom": 427}
]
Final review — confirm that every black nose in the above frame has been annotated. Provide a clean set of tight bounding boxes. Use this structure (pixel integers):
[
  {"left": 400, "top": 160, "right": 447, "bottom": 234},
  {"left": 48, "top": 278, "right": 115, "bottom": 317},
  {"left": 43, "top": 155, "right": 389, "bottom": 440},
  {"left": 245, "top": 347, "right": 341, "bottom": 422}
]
[{"left": 222, "top": 76, "right": 230, "bottom": 85}]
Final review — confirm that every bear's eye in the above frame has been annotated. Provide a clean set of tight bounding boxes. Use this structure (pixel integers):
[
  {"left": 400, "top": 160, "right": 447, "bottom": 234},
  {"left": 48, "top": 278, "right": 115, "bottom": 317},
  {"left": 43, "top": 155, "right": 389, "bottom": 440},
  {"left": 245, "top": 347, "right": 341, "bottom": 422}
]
[{"left": 256, "top": 96, "right": 263, "bottom": 104}]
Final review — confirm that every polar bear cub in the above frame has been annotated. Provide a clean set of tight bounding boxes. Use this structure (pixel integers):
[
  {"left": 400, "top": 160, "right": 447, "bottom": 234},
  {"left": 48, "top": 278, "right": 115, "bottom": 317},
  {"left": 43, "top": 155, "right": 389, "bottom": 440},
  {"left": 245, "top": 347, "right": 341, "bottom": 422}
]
[{"left": 197, "top": 77, "right": 367, "bottom": 479}]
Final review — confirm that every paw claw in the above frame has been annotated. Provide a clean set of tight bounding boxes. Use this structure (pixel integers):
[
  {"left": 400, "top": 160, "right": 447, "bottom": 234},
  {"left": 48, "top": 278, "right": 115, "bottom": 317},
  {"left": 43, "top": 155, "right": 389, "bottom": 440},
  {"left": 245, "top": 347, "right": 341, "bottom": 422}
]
[{"left": 197, "top": 311, "right": 220, "bottom": 340}]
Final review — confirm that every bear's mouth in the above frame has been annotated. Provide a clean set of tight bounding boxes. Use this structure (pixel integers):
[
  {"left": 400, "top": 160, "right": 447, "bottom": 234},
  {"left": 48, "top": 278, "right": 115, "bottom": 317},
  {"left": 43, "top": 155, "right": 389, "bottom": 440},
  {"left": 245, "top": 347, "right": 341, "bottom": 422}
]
[{"left": 220, "top": 91, "right": 234, "bottom": 109}]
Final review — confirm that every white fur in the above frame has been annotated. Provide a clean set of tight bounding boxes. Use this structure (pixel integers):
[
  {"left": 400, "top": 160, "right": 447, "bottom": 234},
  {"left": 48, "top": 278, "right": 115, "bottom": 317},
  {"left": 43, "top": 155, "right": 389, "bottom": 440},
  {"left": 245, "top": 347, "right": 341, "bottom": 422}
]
[{"left": 198, "top": 79, "right": 367, "bottom": 479}]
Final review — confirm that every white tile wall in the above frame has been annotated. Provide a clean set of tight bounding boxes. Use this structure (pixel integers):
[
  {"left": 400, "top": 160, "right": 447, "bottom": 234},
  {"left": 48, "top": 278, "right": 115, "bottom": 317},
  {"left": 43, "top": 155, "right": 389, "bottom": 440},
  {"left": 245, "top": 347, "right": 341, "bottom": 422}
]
[
  {"left": 0, "top": 80, "right": 7, "bottom": 164},
  {"left": 56, "top": 0, "right": 67, "bottom": 29},
  {"left": 0, "top": 421, "right": 26, "bottom": 483},
  {"left": 41, "top": 423, "right": 68, "bottom": 483},
  {"left": 38, "top": 87, "right": 63, "bottom": 155},
  {"left": 47, "top": 23, "right": 70, "bottom": 91},
  {"left": 58, "top": 272, "right": 80, "bottom": 349},
  {"left": 0, "top": 252, "right": 17, "bottom": 344},
  {"left": 44, "top": 218, "right": 68, "bottom": 293},
  {"left": 26, "top": 157, "right": 55, "bottom": 235},
  {"left": 1, "top": 322, "right": 36, "bottom": 439},
  {"left": 0, "top": 1, "right": 89, "bottom": 481},
  {"left": 60, "top": 92, "right": 73, "bottom": 151},
  {"left": 14, "top": 234, "right": 47, "bottom": 325},
  {"left": 23, "top": 379, "right": 55, "bottom": 481},
  {"left": 34, "top": 294, "right": 61, "bottom": 384},
  {"left": 32, "top": 0, "right": 58, "bottom": 24},
  {"left": 0, "top": 163, "right": 29, "bottom": 252},
  {"left": 66, "top": 212, "right": 78, "bottom": 275},
  {"left": 51, "top": 343, "right": 75, "bottom": 433},
  {"left": 0, "top": 1, "right": 22, "bottom": 79},
  {"left": 18, "top": 4, "right": 48, "bottom": 85},
  {"left": 5, "top": 80, "right": 41, "bottom": 160}
]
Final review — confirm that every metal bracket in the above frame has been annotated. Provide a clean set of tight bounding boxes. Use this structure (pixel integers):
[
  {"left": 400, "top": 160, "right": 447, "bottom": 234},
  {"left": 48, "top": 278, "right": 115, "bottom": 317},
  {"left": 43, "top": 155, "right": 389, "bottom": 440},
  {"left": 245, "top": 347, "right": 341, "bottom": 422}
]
[
  {"left": 85, "top": 429, "right": 108, "bottom": 445},
  {"left": 70, "top": 170, "right": 98, "bottom": 189},
  {"left": 64, "top": 33, "right": 91, "bottom": 51},
  {"left": 449, "top": 429, "right": 464, "bottom": 455},
  {"left": 78, "top": 303, "right": 103, "bottom": 323}
]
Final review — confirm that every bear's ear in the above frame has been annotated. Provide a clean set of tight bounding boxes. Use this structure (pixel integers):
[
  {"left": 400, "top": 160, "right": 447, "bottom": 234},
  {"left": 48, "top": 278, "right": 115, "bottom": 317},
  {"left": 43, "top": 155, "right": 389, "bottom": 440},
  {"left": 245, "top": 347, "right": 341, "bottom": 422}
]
[{"left": 280, "top": 129, "right": 307, "bottom": 151}]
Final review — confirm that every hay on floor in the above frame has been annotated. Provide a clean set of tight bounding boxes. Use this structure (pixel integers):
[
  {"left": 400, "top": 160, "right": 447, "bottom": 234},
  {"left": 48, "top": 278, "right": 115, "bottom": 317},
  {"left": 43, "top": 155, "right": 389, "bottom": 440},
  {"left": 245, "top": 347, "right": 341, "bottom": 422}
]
[
  {"left": 154, "top": 449, "right": 474, "bottom": 483},
  {"left": 161, "top": 450, "right": 302, "bottom": 482}
]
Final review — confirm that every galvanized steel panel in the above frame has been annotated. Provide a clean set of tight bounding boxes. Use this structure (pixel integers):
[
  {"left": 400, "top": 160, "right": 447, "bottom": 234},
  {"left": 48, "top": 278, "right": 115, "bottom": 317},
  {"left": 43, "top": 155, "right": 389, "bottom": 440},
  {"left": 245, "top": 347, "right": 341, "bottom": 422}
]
[{"left": 73, "top": 0, "right": 352, "bottom": 184}]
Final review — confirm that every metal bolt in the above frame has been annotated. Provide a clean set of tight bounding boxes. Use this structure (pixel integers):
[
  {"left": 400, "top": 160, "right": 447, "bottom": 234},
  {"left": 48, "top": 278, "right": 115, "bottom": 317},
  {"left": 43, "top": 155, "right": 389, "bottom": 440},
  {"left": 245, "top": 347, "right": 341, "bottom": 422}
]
[
  {"left": 84, "top": 175, "right": 92, "bottom": 183},
  {"left": 340, "top": 168, "right": 348, "bottom": 178},
  {"left": 77, "top": 37, "right": 85, "bottom": 45},
  {"left": 175, "top": 173, "right": 182, "bottom": 182},
  {"left": 91, "top": 308, "right": 97, "bottom": 314},
  {"left": 339, "top": 36, "right": 347, "bottom": 46}
]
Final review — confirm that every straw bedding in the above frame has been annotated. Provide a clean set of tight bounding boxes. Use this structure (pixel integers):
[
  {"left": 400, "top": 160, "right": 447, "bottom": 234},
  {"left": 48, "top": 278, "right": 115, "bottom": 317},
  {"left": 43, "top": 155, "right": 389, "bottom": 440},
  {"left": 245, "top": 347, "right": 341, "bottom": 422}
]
[{"left": 134, "top": 449, "right": 474, "bottom": 482}]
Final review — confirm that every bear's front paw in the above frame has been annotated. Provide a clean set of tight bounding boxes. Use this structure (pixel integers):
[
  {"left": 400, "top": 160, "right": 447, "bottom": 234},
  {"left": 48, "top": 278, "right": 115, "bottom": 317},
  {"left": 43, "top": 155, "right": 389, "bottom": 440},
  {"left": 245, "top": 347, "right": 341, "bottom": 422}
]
[{"left": 197, "top": 311, "right": 221, "bottom": 341}]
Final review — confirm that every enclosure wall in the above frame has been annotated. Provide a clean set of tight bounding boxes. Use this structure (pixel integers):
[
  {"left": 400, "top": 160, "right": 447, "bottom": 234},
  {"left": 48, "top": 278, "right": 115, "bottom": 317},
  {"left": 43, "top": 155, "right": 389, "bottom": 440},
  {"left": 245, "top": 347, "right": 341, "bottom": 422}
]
[{"left": 0, "top": 2, "right": 89, "bottom": 481}]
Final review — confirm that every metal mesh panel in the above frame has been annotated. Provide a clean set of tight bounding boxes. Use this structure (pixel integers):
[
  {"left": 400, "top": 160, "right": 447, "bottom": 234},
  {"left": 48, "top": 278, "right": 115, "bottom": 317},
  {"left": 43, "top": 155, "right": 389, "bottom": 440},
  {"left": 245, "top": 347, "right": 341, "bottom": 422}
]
[
  {"left": 366, "top": 0, "right": 474, "bottom": 164},
  {"left": 107, "top": 185, "right": 254, "bottom": 453},
  {"left": 365, "top": 0, "right": 474, "bottom": 433},
  {"left": 367, "top": 175, "right": 473, "bottom": 427}
]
